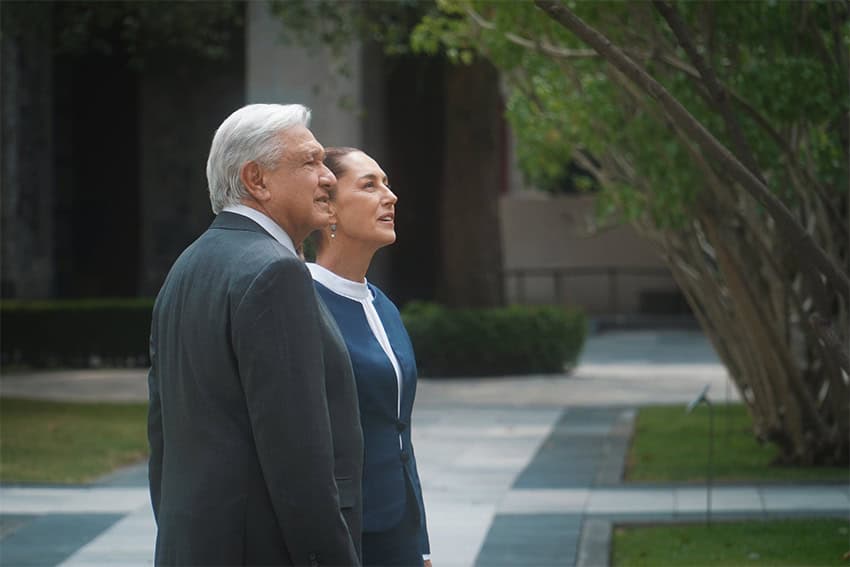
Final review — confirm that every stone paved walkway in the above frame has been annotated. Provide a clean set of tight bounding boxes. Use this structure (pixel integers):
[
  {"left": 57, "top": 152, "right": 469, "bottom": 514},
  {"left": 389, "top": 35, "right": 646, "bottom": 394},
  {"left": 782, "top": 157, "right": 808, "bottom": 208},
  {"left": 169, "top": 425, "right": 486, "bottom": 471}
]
[{"left": 1, "top": 331, "right": 847, "bottom": 566}]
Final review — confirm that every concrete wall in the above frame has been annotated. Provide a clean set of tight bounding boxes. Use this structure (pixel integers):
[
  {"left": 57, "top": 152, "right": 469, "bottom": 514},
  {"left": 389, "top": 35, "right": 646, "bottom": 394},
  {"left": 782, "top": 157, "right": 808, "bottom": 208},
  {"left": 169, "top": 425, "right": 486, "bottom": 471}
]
[
  {"left": 499, "top": 192, "right": 679, "bottom": 314},
  {"left": 246, "top": 3, "right": 363, "bottom": 149}
]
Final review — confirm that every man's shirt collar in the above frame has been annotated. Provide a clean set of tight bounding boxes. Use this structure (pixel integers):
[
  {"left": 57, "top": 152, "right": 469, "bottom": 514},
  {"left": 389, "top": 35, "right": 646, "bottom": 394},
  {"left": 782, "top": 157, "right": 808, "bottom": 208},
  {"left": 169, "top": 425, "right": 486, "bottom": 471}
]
[{"left": 222, "top": 204, "right": 297, "bottom": 257}]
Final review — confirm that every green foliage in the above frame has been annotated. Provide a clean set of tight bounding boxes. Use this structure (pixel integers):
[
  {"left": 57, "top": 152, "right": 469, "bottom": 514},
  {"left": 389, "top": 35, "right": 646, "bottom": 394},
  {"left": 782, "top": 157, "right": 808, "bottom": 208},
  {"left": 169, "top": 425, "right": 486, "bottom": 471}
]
[
  {"left": 1, "top": 299, "right": 154, "bottom": 368},
  {"left": 402, "top": 302, "right": 587, "bottom": 377},
  {"left": 411, "top": 0, "right": 849, "bottom": 226},
  {"left": 0, "top": 398, "right": 149, "bottom": 484},
  {"left": 613, "top": 519, "right": 850, "bottom": 567},
  {"left": 628, "top": 405, "right": 848, "bottom": 483}
]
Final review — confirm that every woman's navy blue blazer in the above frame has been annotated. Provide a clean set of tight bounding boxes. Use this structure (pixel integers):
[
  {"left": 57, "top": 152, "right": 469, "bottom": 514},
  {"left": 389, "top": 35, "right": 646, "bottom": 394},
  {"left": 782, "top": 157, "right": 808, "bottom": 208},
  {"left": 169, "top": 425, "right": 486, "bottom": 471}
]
[{"left": 314, "top": 281, "right": 431, "bottom": 556}]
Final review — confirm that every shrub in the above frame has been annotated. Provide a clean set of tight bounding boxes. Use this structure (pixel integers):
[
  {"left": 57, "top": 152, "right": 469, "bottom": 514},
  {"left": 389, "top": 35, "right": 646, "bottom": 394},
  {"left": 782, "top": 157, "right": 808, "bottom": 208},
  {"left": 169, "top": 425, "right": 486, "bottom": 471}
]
[
  {"left": 1, "top": 299, "right": 154, "bottom": 368},
  {"left": 1, "top": 298, "right": 589, "bottom": 376},
  {"left": 401, "top": 302, "right": 587, "bottom": 377}
]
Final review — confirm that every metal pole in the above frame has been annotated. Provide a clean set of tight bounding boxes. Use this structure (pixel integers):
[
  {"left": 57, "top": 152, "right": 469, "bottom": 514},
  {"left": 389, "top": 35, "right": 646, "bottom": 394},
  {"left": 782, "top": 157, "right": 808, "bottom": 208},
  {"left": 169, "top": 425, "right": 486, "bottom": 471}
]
[
  {"left": 686, "top": 385, "right": 713, "bottom": 528},
  {"left": 707, "top": 398, "right": 714, "bottom": 527},
  {"left": 724, "top": 374, "right": 730, "bottom": 444}
]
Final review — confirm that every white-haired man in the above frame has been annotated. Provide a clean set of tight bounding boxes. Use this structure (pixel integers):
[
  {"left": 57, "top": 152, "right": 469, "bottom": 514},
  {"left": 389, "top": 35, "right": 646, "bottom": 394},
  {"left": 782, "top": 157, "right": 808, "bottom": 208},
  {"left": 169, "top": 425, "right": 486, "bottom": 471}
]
[{"left": 148, "top": 104, "right": 363, "bottom": 566}]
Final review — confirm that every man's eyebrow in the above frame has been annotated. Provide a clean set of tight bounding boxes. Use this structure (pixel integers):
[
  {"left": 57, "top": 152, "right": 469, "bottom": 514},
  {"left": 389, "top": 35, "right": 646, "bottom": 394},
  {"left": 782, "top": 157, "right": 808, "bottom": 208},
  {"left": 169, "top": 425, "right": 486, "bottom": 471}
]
[{"left": 299, "top": 145, "right": 324, "bottom": 160}]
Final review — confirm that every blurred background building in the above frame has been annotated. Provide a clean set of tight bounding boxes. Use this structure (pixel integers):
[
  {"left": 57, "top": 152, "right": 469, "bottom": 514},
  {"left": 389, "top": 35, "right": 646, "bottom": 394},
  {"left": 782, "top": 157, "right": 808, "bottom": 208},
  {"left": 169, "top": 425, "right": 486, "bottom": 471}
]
[{"left": 2, "top": 1, "right": 686, "bottom": 319}]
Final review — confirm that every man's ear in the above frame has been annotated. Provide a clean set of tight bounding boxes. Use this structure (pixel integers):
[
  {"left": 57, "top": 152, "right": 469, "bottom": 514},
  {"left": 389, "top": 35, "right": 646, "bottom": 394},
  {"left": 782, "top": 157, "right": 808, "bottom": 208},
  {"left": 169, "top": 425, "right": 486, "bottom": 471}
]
[{"left": 240, "top": 162, "right": 269, "bottom": 202}]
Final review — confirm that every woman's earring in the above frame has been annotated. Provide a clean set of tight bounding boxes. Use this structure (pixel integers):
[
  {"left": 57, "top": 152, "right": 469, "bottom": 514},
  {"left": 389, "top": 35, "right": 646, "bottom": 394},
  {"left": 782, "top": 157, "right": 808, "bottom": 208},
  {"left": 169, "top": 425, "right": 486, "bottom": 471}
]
[{"left": 330, "top": 224, "right": 337, "bottom": 239}]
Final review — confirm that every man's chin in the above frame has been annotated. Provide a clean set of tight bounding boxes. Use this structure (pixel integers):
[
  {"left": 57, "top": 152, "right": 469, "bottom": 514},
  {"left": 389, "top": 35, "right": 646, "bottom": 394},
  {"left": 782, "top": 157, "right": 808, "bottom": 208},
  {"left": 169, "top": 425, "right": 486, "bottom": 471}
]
[{"left": 310, "top": 211, "right": 333, "bottom": 230}]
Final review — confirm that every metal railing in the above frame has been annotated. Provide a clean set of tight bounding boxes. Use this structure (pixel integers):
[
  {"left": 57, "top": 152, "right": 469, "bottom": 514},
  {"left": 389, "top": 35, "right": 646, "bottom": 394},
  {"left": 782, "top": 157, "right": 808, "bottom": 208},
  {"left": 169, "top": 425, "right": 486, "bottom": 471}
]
[{"left": 503, "top": 265, "right": 676, "bottom": 314}]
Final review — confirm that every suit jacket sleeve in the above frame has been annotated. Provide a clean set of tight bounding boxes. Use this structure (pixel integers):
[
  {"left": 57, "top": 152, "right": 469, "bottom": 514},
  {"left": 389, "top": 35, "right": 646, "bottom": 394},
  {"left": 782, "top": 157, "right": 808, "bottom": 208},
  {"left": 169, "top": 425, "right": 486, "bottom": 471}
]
[
  {"left": 420, "top": 506, "right": 431, "bottom": 556},
  {"left": 232, "top": 257, "right": 360, "bottom": 566},
  {"left": 147, "top": 327, "right": 163, "bottom": 524}
]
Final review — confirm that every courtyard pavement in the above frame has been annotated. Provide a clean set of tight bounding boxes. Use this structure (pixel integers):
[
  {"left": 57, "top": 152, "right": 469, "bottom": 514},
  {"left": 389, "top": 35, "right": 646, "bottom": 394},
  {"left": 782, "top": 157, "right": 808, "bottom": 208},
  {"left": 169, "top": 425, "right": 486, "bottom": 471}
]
[{"left": 1, "top": 330, "right": 847, "bottom": 566}]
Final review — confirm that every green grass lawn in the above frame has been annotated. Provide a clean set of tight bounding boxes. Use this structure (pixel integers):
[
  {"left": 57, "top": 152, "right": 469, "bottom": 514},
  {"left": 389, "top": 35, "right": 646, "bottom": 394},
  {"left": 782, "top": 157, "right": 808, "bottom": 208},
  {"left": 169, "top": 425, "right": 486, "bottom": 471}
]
[
  {"left": 626, "top": 404, "right": 849, "bottom": 483},
  {"left": 613, "top": 519, "right": 850, "bottom": 566},
  {"left": 0, "top": 398, "right": 149, "bottom": 484}
]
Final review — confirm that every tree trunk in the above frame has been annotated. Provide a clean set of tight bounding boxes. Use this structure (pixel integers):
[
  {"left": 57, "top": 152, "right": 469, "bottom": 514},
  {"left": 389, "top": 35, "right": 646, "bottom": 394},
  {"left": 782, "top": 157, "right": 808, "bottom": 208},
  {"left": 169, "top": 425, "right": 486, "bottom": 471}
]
[
  {"left": 529, "top": 0, "right": 848, "bottom": 465},
  {"left": 439, "top": 60, "right": 505, "bottom": 307}
]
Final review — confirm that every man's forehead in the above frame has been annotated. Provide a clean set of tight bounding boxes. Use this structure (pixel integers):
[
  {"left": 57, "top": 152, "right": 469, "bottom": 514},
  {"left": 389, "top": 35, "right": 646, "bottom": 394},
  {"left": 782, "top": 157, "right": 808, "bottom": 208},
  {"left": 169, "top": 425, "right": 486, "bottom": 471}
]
[
  {"left": 282, "top": 142, "right": 324, "bottom": 162},
  {"left": 292, "top": 141, "right": 324, "bottom": 156},
  {"left": 281, "top": 126, "right": 323, "bottom": 153}
]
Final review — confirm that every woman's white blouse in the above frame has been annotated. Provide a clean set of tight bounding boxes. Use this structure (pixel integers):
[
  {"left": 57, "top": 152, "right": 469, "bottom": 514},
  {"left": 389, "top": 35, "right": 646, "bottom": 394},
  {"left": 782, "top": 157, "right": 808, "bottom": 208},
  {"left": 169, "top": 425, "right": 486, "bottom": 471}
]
[{"left": 307, "top": 263, "right": 403, "bottom": 423}]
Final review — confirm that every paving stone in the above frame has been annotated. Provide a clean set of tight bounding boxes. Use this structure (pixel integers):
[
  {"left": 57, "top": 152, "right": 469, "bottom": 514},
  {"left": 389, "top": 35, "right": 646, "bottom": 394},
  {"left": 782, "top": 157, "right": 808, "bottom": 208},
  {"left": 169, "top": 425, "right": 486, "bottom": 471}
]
[
  {"left": 0, "top": 487, "right": 149, "bottom": 515},
  {"left": 475, "top": 514, "right": 582, "bottom": 566},
  {"left": 424, "top": 499, "right": 497, "bottom": 566},
  {"left": 93, "top": 463, "right": 148, "bottom": 487},
  {"left": 500, "top": 489, "right": 590, "bottom": 515},
  {"left": 586, "top": 489, "right": 675, "bottom": 515},
  {"left": 576, "top": 519, "right": 611, "bottom": 567},
  {"left": 513, "top": 409, "right": 624, "bottom": 490},
  {"left": 59, "top": 507, "right": 155, "bottom": 566},
  {"left": 579, "top": 331, "right": 719, "bottom": 365},
  {"left": 0, "top": 514, "right": 121, "bottom": 567},
  {"left": 760, "top": 486, "right": 850, "bottom": 512},
  {"left": 674, "top": 487, "right": 763, "bottom": 515},
  {"left": 0, "top": 514, "right": 32, "bottom": 540}
]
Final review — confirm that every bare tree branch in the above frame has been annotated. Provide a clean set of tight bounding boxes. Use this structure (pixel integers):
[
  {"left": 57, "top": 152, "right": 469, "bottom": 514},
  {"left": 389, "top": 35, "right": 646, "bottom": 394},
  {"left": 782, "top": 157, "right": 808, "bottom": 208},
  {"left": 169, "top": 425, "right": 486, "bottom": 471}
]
[
  {"left": 466, "top": 7, "right": 597, "bottom": 60},
  {"left": 653, "top": 1, "right": 763, "bottom": 181},
  {"left": 652, "top": 0, "right": 846, "bottom": 331}
]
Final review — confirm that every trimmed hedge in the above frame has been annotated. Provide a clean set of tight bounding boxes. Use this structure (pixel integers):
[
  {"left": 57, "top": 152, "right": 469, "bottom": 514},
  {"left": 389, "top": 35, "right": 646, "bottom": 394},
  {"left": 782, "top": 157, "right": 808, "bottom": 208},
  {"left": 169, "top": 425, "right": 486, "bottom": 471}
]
[
  {"left": 402, "top": 302, "right": 587, "bottom": 377},
  {"left": 1, "top": 299, "right": 154, "bottom": 368},
  {"left": 1, "top": 299, "right": 588, "bottom": 376}
]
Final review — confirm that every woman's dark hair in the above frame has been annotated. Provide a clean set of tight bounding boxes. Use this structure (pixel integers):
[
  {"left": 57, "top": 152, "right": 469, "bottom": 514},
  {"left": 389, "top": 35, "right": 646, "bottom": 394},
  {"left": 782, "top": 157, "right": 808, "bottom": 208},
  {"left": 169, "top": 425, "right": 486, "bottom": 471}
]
[
  {"left": 323, "top": 146, "right": 362, "bottom": 179},
  {"left": 310, "top": 147, "right": 363, "bottom": 257}
]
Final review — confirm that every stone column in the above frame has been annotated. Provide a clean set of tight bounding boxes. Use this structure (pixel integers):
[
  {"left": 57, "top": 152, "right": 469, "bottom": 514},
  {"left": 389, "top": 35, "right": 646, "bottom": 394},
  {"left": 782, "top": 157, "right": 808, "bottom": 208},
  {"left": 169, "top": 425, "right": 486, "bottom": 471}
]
[{"left": 245, "top": 2, "right": 364, "bottom": 148}]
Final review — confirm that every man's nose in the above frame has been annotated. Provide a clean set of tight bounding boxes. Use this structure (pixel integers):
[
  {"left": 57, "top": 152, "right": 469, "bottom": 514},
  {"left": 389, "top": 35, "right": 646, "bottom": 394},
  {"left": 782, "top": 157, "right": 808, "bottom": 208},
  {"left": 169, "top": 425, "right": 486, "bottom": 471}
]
[{"left": 319, "top": 164, "right": 336, "bottom": 188}]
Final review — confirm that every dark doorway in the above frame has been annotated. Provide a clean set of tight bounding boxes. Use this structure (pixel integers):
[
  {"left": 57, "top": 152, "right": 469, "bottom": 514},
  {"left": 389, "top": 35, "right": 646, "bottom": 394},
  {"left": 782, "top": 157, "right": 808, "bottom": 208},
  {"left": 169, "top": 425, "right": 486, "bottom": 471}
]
[
  {"left": 54, "top": 53, "right": 140, "bottom": 298},
  {"left": 383, "top": 55, "right": 446, "bottom": 306}
]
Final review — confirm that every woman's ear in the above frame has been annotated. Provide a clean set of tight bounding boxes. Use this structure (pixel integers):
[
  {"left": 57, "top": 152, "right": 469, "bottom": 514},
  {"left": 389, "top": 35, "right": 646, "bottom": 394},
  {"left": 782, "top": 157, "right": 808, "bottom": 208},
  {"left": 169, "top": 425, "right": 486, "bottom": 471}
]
[
  {"left": 327, "top": 202, "right": 339, "bottom": 225},
  {"left": 240, "top": 162, "right": 270, "bottom": 202}
]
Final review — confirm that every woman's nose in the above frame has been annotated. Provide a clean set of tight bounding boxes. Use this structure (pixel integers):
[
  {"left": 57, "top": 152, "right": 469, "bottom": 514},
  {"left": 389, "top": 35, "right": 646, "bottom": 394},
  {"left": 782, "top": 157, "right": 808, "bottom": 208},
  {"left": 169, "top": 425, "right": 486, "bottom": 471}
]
[{"left": 383, "top": 187, "right": 398, "bottom": 205}]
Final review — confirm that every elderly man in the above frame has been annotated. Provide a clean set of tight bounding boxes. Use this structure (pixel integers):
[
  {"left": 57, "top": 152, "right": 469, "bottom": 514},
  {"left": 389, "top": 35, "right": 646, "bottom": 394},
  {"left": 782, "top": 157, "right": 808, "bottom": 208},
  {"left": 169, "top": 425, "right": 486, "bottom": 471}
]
[{"left": 147, "top": 104, "right": 363, "bottom": 566}]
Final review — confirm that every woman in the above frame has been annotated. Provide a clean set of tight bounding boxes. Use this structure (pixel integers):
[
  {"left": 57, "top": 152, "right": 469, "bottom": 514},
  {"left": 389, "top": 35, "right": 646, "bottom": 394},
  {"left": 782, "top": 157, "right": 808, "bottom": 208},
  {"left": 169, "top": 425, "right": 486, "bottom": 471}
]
[{"left": 308, "top": 147, "right": 431, "bottom": 567}]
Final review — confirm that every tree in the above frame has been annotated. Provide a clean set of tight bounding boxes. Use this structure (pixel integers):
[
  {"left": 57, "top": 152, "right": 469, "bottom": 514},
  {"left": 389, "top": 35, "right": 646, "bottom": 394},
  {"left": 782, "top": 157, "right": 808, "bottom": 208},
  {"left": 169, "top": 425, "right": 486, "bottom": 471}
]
[{"left": 414, "top": 0, "right": 848, "bottom": 464}]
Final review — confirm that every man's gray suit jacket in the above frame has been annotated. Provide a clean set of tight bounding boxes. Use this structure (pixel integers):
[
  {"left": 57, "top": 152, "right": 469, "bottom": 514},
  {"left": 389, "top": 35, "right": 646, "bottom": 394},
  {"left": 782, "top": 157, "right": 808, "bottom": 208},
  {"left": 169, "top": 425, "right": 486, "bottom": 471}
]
[{"left": 148, "top": 212, "right": 364, "bottom": 566}]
